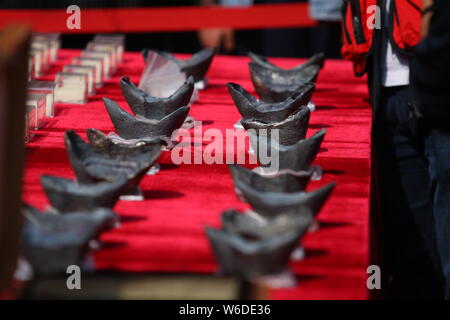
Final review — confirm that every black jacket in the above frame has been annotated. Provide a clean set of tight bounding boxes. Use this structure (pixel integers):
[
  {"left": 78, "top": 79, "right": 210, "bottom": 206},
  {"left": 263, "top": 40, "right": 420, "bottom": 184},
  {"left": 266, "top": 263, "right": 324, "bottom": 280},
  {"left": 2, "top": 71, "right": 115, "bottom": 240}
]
[{"left": 411, "top": 0, "right": 450, "bottom": 130}]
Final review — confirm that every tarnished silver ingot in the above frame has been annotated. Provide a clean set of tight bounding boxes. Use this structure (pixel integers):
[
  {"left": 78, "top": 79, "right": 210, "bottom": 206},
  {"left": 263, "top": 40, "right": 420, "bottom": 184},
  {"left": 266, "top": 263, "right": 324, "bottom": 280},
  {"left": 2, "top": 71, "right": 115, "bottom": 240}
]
[
  {"left": 249, "top": 61, "right": 320, "bottom": 103},
  {"left": 234, "top": 178, "right": 336, "bottom": 218},
  {"left": 40, "top": 175, "right": 128, "bottom": 213},
  {"left": 248, "top": 52, "right": 325, "bottom": 72},
  {"left": 103, "top": 98, "right": 189, "bottom": 140},
  {"left": 228, "top": 82, "right": 315, "bottom": 123},
  {"left": 248, "top": 128, "right": 326, "bottom": 172},
  {"left": 86, "top": 128, "right": 167, "bottom": 158},
  {"left": 221, "top": 209, "right": 313, "bottom": 240},
  {"left": 205, "top": 209, "right": 313, "bottom": 279},
  {"left": 21, "top": 204, "right": 117, "bottom": 276},
  {"left": 241, "top": 106, "right": 311, "bottom": 146},
  {"left": 64, "top": 130, "right": 161, "bottom": 194},
  {"left": 205, "top": 225, "right": 305, "bottom": 280},
  {"left": 120, "top": 75, "right": 194, "bottom": 120},
  {"left": 228, "top": 164, "right": 312, "bottom": 193},
  {"left": 142, "top": 48, "right": 216, "bottom": 82}
]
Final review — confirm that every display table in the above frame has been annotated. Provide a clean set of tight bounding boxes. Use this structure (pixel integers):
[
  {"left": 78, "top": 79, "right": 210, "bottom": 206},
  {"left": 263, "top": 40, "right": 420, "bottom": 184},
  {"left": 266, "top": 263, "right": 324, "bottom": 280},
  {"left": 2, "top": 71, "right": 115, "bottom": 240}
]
[{"left": 22, "top": 49, "right": 371, "bottom": 300}]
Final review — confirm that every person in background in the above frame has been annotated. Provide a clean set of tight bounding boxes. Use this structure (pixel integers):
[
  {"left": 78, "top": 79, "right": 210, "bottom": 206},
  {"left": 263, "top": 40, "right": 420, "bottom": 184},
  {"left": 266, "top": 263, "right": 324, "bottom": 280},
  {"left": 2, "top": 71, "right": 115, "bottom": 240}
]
[
  {"left": 307, "top": 0, "right": 343, "bottom": 58},
  {"left": 342, "top": 0, "right": 444, "bottom": 299},
  {"left": 411, "top": 0, "right": 450, "bottom": 299},
  {"left": 259, "top": 0, "right": 342, "bottom": 58},
  {"left": 0, "top": 1, "right": 202, "bottom": 53},
  {"left": 197, "top": 0, "right": 342, "bottom": 58},
  {"left": 197, "top": 0, "right": 263, "bottom": 55}
]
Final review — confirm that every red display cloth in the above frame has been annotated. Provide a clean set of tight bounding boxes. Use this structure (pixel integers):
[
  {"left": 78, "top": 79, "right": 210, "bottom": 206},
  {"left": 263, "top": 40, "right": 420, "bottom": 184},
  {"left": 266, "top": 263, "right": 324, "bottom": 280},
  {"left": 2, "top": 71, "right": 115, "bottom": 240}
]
[{"left": 23, "top": 50, "right": 371, "bottom": 300}]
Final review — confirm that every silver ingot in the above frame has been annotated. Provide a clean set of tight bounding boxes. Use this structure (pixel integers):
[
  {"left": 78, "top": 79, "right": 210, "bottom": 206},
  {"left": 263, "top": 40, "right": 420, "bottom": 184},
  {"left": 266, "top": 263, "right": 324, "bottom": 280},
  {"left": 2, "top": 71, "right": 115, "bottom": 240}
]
[
  {"left": 120, "top": 75, "right": 194, "bottom": 120},
  {"left": 241, "top": 106, "right": 311, "bottom": 146},
  {"left": 103, "top": 97, "right": 189, "bottom": 140},
  {"left": 248, "top": 52, "right": 325, "bottom": 72},
  {"left": 249, "top": 61, "right": 320, "bottom": 103},
  {"left": 86, "top": 128, "right": 166, "bottom": 158},
  {"left": 234, "top": 178, "right": 336, "bottom": 218},
  {"left": 40, "top": 175, "right": 128, "bottom": 213},
  {"left": 21, "top": 204, "right": 117, "bottom": 275},
  {"left": 228, "top": 164, "right": 312, "bottom": 193},
  {"left": 64, "top": 130, "right": 161, "bottom": 194},
  {"left": 227, "top": 82, "right": 315, "bottom": 123},
  {"left": 248, "top": 128, "right": 326, "bottom": 172},
  {"left": 205, "top": 224, "right": 305, "bottom": 280},
  {"left": 221, "top": 209, "right": 313, "bottom": 240}
]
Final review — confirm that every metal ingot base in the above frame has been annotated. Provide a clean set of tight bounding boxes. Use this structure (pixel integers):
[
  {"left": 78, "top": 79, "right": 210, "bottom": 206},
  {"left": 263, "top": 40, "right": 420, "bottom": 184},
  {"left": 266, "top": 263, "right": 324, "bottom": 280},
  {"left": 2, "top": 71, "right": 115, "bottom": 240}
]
[
  {"left": 119, "top": 186, "right": 144, "bottom": 201},
  {"left": 195, "top": 78, "right": 207, "bottom": 90},
  {"left": 146, "top": 163, "right": 161, "bottom": 175}
]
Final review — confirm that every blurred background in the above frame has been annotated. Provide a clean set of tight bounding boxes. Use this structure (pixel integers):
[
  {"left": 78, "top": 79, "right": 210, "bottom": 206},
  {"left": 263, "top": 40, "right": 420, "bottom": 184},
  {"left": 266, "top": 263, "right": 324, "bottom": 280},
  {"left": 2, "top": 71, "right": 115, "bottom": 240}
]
[{"left": 0, "top": 0, "right": 343, "bottom": 58}]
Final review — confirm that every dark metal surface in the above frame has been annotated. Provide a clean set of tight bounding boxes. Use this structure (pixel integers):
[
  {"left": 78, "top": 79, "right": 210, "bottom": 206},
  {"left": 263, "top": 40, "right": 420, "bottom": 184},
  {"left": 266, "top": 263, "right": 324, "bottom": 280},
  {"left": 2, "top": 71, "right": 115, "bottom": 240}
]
[
  {"left": 205, "top": 225, "right": 304, "bottom": 280},
  {"left": 241, "top": 106, "right": 311, "bottom": 146},
  {"left": 228, "top": 164, "right": 312, "bottom": 193},
  {"left": 228, "top": 82, "right": 315, "bottom": 123},
  {"left": 234, "top": 179, "right": 336, "bottom": 218},
  {"left": 248, "top": 128, "right": 326, "bottom": 172},
  {"left": 64, "top": 130, "right": 161, "bottom": 193},
  {"left": 86, "top": 128, "right": 166, "bottom": 158},
  {"left": 103, "top": 97, "right": 189, "bottom": 140},
  {"left": 22, "top": 204, "right": 118, "bottom": 276},
  {"left": 249, "top": 61, "right": 320, "bottom": 102},
  {"left": 41, "top": 175, "right": 128, "bottom": 213},
  {"left": 248, "top": 52, "right": 325, "bottom": 72},
  {"left": 221, "top": 209, "right": 313, "bottom": 241},
  {"left": 120, "top": 75, "right": 194, "bottom": 120}
]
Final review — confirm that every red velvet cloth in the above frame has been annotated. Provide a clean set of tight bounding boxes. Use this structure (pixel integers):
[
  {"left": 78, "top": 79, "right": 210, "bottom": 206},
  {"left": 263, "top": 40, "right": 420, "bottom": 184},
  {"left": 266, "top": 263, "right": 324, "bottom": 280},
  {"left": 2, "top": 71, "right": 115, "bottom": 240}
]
[{"left": 23, "top": 50, "right": 371, "bottom": 300}]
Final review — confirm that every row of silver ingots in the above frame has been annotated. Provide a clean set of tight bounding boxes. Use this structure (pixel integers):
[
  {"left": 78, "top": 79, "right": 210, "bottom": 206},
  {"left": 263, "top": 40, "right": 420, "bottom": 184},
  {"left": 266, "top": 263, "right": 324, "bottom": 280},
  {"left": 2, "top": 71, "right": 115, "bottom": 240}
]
[
  {"left": 205, "top": 52, "right": 336, "bottom": 288},
  {"left": 21, "top": 48, "right": 335, "bottom": 290},
  {"left": 21, "top": 46, "right": 215, "bottom": 277}
]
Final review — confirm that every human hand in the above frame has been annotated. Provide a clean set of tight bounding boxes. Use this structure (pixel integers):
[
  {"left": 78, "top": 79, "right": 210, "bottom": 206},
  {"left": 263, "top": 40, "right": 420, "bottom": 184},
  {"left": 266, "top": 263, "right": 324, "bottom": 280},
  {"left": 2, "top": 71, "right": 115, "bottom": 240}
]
[
  {"left": 421, "top": 0, "right": 433, "bottom": 38},
  {"left": 198, "top": 28, "right": 235, "bottom": 52}
]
